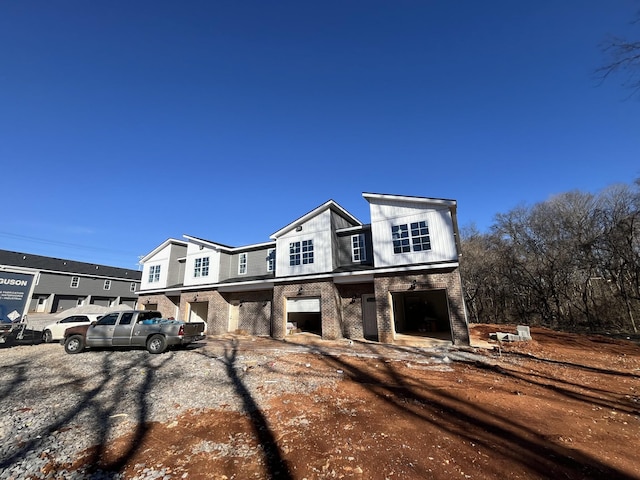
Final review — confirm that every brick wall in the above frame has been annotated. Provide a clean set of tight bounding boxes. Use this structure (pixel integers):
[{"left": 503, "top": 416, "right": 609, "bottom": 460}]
[
  {"left": 373, "top": 268, "right": 470, "bottom": 345},
  {"left": 336, "top": 283, "right": 375, "bottom": 339},
  {"left": 223, "top": 291, "right": 272, "bottom": 336},
  {"left": 272, "top": 280, "right": 343, "bottom": 340}
]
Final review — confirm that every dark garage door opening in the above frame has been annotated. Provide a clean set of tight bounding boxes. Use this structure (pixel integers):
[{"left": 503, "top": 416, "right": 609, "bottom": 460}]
[
  {"left": 287, "top": 297, "right": 322, "bottom": 336},
  {"left": 392, "top": 290, "right": 452, "bottom": 341}
]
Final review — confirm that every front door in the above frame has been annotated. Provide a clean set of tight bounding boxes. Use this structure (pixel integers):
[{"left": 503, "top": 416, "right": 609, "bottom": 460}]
[{"left": 362, "top": 294, "right": 378, "bottom": 339}]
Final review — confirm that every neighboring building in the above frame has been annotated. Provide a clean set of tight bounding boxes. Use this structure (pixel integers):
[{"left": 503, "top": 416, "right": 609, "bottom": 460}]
[
  {"left": 0, "top": 250, "right": 142, "bottom": 314},
  {"left": 138, "top": 193, "right": 470, "bottom": 345}
]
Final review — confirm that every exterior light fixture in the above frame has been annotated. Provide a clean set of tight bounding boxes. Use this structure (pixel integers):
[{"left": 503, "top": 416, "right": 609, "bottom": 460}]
[
  {"left": 409, "top": 279, "right": 417, "bottom": 290},
  {"left": 297, "top": 286, "right": 303, "bottom": 295},
  {"left": 350, "top": 295, "right": 358, "bottom": 304}
]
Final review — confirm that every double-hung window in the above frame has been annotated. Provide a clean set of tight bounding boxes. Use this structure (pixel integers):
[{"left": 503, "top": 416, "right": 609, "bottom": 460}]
[
  {"left": 70, "top": 276, "right": 79, "bottom": 288},
  {"left": 351, "top": 234, "right": 366, "bottom": 262},
  {"left": 302, "top": 240, "right": 314, "bottom": 264},
  {"left": 148, "top": 265, "right": 161, "bottom": 283},
  {"left": 238, "top": 253, "right": 247, "bottom": 275},
  {"left": 267, "top": 248, "right": 275, "bottom": 272},
  {"left": 289, "top": 240, "right": 314, "bottom": 266},
  {"left": 410, "top": 221, "right": 431, "bottom": 251},
  {"left": 194, "top": 257, "right": 209, "bottom": 277},
  {"left": 103, "top": 280, "right": 111, "bottom": 290},
  {"left": 391, "top": 221, "right": 431, "bottom": 254}
]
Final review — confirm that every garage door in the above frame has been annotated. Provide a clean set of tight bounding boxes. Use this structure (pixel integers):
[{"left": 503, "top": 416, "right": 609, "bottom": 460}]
[{"left": 286, "top": 297, "right": 321, "bottom": 313}]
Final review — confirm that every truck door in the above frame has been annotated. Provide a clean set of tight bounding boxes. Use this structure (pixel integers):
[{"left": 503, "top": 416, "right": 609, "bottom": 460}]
[
  {"left": 87, "top": 313, "right": 119, "bottom": 347},
  {"left": 112, "top": 312, "right": 135, "bottom": 346}
]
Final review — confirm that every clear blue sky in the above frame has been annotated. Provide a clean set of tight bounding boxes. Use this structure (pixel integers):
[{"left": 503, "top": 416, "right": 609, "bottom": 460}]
[{"left": 1, "top": 1, "right": 639, "bottom": 269}]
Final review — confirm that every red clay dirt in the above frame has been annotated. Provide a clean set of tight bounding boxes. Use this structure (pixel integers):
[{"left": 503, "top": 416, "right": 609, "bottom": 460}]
[{"left": 78, "top": 325, "right": 640, "bottom": 479}]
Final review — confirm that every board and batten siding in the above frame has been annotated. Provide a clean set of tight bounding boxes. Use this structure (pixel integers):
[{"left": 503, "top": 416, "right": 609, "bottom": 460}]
[
  {"left": 275, "top": 209, "right": 334, "bottom": 277},
  {"left": 369, "top": 200, "right": 458, "bottom": 268},
  {"left": 183, "top": 243, "right": 221, "bottom": 286}
]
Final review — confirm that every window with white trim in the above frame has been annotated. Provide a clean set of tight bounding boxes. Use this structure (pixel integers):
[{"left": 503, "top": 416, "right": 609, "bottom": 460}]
[
  {"left": 130, "top": 282, "right": 136, "bottom": 292},
  {"left": 351, "top": 234, "right": 366, "bottom": 262},
  {"left": 267, "top": 248, "right": 275, "bottom": 272},
  {"left": 103, "top": 279, "right": 111, "bottom": 290},
  {"left": 70, "top": 276, "right": 79, "bottom": 288},
  {"left": 391, "top": 221, "right": 431, "bottom": 254},
  {"left": 238, "top": 253, "right": 247, "bottom": 275},
  {"left": 148, "top": 265, "right": 161, "bottom": 283},
  {"left": 194, "top": 257, "right": 209, "bottom": 277},
  {"left": 290, "top": 240, "right": 314, "bottom": 266}
]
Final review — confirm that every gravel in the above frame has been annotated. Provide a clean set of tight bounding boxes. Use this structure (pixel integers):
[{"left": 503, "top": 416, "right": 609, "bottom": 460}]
[{"left": 1, "top": 316, "right": 488, "bottom": 479}]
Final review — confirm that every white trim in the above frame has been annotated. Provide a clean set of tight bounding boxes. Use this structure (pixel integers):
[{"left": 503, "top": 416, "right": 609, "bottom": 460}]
[
  {"left": 140, "top": 238, "right": 188, "bottom": 263},
  {"left": 363, "top": 192, "right": 457, "bottom": 208},
  {"left": 270, "top": 200, "right": 361, "bottom": 239}
]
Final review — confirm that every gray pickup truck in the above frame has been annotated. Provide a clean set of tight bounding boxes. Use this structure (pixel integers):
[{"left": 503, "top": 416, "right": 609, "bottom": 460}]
[{"left": 63, "top": 310, "right": 205, "bottom": 354}]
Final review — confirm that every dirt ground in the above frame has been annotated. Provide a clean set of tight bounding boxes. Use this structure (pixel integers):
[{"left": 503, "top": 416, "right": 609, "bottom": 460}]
[{"left": 75, "top": 325, "right": 640, "bottom": 479}]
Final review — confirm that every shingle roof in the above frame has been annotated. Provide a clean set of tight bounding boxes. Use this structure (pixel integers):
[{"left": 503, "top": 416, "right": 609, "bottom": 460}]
[{"left": 0, "top": 249, "right": 142, "bottom": 280}]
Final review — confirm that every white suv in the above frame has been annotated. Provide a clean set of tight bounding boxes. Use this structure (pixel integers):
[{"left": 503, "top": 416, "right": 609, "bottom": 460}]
[{"left": 42, "top": 314, "right": 103, "bottom": 343}]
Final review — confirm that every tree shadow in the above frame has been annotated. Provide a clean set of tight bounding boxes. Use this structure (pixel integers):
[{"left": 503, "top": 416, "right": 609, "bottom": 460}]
[
  {"left": 302, "top": 341, "right": 637, "bottom": 480},
  {"left": 196, "top": 339, "right": 294, "bottom": 480}
]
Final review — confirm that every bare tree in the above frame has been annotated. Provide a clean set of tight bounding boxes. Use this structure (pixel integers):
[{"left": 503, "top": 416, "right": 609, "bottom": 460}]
[{"left": 598, "top": 15, "right": 640, "bottom": 98}]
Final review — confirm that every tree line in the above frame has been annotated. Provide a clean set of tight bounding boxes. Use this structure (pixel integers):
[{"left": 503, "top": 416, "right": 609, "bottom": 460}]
[{"left": 460, "top": 179, "right": 640, "bottom": 333}]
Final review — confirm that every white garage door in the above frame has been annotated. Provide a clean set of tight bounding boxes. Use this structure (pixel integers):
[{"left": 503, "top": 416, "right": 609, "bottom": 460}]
[{"left": 286, "top": 297, "right": 321, "bottom": 313}]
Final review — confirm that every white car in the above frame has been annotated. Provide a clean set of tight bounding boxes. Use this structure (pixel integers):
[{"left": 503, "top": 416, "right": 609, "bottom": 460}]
[{"left": 42, "top": 314, "right": 103, "bottom": 343}]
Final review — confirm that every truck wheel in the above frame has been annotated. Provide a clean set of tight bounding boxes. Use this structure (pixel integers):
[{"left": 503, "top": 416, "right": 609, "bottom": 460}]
[
  {"left": 42, "top": 330, "right": 53, "bottom": 343},
  {"left": 65, "top": 335, "right": 85, "bottom": 354},
  {"left": 147, "top": 334, "right": 167, "bottom": 354}
]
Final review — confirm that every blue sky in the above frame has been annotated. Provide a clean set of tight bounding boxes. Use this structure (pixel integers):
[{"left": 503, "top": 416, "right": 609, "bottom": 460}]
[{"left": 1, "top": 1, "right": 639, "bottom": 269}]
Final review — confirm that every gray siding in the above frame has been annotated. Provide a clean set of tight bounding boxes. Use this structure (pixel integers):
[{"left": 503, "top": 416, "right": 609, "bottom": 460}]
[
  {"left": 35, "top": 272, "right": 137, "bottom": 297},
  {"left": 336, "top": 230, "right": 374, "bottom": 268},
  {"left": 227, "top": 247, "right": 273, "bottom": 279}
]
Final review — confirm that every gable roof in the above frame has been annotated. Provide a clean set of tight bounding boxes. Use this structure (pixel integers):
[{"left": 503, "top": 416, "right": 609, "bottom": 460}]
[
  {"left": 139, "top": 238, "right": 188, "bottom": 263},
  {"left": 0, "top": 249, "right": 142, "bottom": 280},
  {"left": 270, "top": 199, "right": 362, "bottom": 239}
]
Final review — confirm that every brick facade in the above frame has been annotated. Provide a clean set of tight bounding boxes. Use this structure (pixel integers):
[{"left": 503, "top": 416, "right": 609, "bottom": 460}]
[{"left": 373, "top": 268, "right": 469, "bottom": 345}]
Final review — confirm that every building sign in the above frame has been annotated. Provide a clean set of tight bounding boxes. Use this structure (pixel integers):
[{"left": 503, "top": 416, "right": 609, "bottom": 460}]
[{"left": 0, "top": 271, "right": 35, "bottom": 324}]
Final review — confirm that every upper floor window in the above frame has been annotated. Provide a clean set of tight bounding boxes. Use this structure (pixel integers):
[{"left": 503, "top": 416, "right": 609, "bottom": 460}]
[
  {"left": 411, "top": 221, "right": 431, "bottom": 251},
  {"left": 267, "top": 248, "right": 275, "bottom": 272},
  {"left": 351, "top": 234, "right": 366, "bottom": 262},
  {"left": 103, "top": 280, "right": 111, "bottom": 290},
  {"left": 194, "top": 257, "right": 209, "bottom": 277},
  {"left": 238, "top": 253, "right": 247, "bottom": 275},
  {"left": 290, "top": 240, "right": 314, "bottom": 266},
  {"left": 130, "top": 282, "right": 136, "bottom": 292},
  {"left": 302, "top": 240, "right": 314, "bottom": 264},
  {"left": 148, "top": 265, "right": 161, "bottom": 283},
  {"left": 392, "top": 221, "right": 431, "bottom": 254},
  {"left": 70, "top": 276, "right": 79, "bottom": 288}
]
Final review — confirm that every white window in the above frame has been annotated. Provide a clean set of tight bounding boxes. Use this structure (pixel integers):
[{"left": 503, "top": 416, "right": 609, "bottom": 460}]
[
  {"left": 239, "top": 253, "right": 247, "bottom": 275},
  {"left": 351, "top": 234, "right": 366, "bottom": 262},
  {"left": 289, "top": 240, "right": 314, "bottom": 266},
  {"left": 194, "top": 257, "right": 210, "bottom": 277},
  {"left": 148, "top": 265, "right": 161, "bottom": 283},
  {"left": 70, "top": 276, "right": 79, "bottom": 288},
  {"left": 267, "top": 248, "right": 275, "bottom": 272},
  {"left": 104, "top": 279, "right": 111, "bottom": 290},
  {"left": 392, "top": 221, "right": 431, "bottom": 254},
  {"left": 130, "top": 282, "right": 136, "bottom": 292}
]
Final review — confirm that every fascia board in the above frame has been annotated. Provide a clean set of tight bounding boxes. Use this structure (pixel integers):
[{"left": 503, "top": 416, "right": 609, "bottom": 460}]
[{"left": 362, "top": 192, "right": 457, "bottom": 208}]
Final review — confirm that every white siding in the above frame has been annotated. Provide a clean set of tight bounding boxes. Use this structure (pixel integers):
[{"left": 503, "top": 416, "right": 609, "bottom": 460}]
[
  {"left": 275, "top": 210, "right": 334, "bottom": 277},
  {"left": 183, "top": 243, "right": 220, "bottom": 286},
  {"left": 369, "top": 201, "right": 458, "bottom": 268},
  {"left": 140, "top": 244, "right": 172, "bottom": 290}
]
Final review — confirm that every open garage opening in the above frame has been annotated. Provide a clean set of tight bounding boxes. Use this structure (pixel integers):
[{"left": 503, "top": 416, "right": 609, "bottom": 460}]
[
  {"left": 391, "top": 289, "right": 452, "bottom": 342},
  {"left": 286, "top": 297, "right": 322, "bottom": 336}
]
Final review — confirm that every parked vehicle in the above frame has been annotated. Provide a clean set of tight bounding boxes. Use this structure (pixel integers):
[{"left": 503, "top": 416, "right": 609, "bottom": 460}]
[
  {"left": 63, "top": 310, "right": 205, "bottom": 354},
  {"left": 42, "top": 314, "right": 103, "bottom": 343}
]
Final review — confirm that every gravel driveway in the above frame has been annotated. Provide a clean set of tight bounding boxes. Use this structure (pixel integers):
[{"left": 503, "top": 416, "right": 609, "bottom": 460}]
[{"left": 1, "top": 317, "right": 477, "bottom": 480}]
